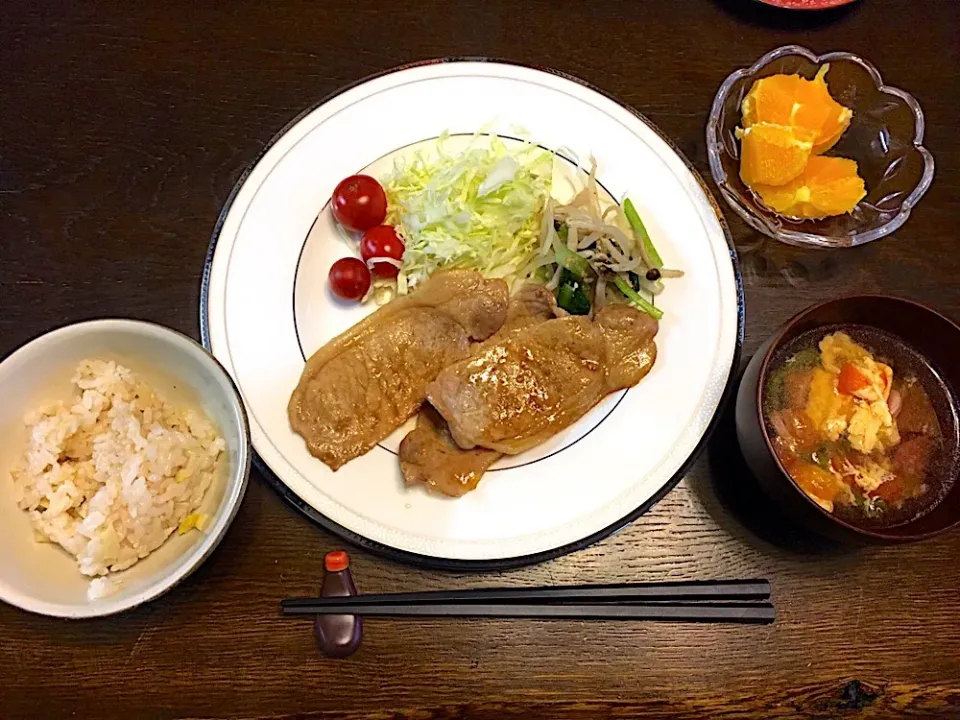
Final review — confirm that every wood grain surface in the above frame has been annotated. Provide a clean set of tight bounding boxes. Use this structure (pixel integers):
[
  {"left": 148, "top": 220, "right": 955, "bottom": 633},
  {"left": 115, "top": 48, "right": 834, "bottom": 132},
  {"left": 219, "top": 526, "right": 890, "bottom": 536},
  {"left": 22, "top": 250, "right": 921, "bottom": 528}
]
[{"left": 2, "top": 1, "right": 959, "bottom": 718}]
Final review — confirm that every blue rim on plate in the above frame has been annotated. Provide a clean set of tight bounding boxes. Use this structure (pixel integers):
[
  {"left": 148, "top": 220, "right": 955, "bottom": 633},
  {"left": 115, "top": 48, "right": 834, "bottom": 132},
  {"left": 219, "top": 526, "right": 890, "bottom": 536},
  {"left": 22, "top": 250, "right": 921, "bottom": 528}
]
[{"left": 199, "top": 58, "right": 745, "bottom": 571}]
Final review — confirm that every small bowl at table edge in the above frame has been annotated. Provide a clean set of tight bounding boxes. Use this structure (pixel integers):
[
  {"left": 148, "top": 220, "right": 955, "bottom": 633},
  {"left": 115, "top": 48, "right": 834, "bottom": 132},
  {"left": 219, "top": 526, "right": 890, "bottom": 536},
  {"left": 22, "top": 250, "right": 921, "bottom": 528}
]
[{"left": 734, "top": 296, "right": 960, "bottom": 544}]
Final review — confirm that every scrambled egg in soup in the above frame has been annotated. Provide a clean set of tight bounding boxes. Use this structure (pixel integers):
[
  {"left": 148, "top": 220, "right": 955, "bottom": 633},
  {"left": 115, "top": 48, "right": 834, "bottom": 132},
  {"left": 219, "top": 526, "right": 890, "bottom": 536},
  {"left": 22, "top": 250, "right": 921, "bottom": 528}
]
[
  {"left": 765, "top": 329, "right": 946, "bottom": 526},
  {"left": 808, "top": 333, "right": 897, "bottom": 454}
]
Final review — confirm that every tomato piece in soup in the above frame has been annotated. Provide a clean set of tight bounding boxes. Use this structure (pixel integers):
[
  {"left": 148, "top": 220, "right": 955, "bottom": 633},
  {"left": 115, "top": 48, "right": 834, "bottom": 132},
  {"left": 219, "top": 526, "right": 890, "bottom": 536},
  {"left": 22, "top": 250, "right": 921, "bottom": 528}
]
[
  {"left": 870, "top": 477, "right": 905, "bottom": 504},
  {"left": 837, "top": 363, "right": 871, "bottom": 395}
]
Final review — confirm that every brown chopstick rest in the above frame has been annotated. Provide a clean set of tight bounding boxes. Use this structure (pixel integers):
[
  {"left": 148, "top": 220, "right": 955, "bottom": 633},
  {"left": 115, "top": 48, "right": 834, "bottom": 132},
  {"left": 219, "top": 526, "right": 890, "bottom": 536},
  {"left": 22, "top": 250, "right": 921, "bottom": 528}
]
[{"left": 314, "top": 550, "right": 362, "bottom": 658}]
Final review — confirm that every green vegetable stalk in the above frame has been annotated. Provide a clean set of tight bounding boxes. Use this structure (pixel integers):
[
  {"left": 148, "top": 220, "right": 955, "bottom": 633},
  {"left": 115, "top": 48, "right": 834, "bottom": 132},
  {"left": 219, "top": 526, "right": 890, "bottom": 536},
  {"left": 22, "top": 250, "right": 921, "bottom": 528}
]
[
  {"left": 623, "top": 198, "right": 663, "bottom": 269},
  {"left": 613, "top": 275, "right": 663, "bottom": 320}
]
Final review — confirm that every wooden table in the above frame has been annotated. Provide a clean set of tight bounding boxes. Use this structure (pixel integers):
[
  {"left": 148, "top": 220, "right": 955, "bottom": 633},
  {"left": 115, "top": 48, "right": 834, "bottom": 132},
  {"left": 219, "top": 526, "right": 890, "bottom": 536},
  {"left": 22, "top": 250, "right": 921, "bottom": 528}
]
[{"left": 3, "top": 1, "right": 959, "bottom": 718}]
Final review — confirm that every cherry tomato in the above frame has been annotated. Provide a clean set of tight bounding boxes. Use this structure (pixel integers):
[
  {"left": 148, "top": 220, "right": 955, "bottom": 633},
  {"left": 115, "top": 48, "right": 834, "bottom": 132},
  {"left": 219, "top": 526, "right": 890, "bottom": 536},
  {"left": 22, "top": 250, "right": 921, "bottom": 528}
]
[
  {"left": 360, "top": 225, "right": 405, "bottom": 279},
  {"left": 328, "top": 257, "right": 371, "bottom": 301},
  {"left": 331, "top": 175, "right": 387, "bottom": 232}
]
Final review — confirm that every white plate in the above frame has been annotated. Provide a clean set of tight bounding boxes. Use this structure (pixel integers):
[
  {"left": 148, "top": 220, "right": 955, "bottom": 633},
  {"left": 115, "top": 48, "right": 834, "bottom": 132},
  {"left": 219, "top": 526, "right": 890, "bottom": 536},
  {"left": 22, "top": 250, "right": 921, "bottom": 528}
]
[{"left": 202, "top": 60, "right": 743, "bottom": 568}]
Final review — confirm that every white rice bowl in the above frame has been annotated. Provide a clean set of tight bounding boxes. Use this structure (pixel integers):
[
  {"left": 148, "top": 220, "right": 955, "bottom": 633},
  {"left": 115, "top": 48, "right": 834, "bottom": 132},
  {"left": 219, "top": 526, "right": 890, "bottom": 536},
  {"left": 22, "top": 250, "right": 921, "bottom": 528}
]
[
  {"left": 11, "top": 360, "right": 225, "bottom": 599},
  {"left": 0, "top": 319, "right": 249, "bottom": 618}
]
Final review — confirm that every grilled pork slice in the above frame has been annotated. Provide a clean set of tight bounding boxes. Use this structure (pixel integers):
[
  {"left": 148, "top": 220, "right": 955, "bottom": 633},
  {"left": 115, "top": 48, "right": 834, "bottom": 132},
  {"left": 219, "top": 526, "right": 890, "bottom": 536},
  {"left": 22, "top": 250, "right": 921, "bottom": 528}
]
[
  {"left": 289, "top": 270, "right": 509, "bottom": 470},
  {"left": 427, "top": 303, "right": 658, "bottom": 457},
  {"left": 399, "top": 284, "right": 559, "bottom": 496}
]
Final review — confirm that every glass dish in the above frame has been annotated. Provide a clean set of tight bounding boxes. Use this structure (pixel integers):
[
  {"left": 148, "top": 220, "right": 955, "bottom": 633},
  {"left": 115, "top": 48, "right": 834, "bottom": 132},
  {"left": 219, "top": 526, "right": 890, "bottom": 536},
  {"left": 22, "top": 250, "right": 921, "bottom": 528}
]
[{"left": 706, "top": 45, "right": 934, "bottom": 248}]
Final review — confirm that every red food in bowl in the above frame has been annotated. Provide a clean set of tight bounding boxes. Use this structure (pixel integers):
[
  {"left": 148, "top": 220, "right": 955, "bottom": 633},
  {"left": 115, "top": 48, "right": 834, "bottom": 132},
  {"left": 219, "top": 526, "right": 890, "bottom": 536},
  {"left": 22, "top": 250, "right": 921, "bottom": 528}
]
[
  {"left": 735, "top": 296, "right": 960, "bottom": 544},
  {"left": 756, "top": 0, "right": 857, "bottom": 8}
]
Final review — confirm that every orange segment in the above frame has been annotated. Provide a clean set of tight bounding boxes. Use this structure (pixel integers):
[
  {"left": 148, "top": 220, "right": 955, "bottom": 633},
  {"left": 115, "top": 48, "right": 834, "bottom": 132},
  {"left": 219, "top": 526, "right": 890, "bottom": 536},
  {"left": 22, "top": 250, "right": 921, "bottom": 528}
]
[
  {"left": 742, "top": 74, "right": 831, "bottom": 133},
  {"left": 809, "top": 66, "right": 853, "bottom": 153},
  {"left": 753, "top": 156, "right": 867, "bottom": 219},
  {"left": 737, "top": 123, "right": 816, "bottom": 187},
  {"left": 741, "top": 65, "right": 853, "bottom": 154}
]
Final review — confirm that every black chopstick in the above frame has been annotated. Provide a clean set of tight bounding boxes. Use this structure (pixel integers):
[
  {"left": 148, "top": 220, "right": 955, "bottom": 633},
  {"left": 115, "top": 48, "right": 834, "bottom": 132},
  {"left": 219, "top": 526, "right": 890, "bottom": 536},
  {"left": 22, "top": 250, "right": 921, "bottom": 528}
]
[
  {"left": 281, "top": 579, "right": 770, "bottom": 612},
  {"left": 282, "top": 600, "right": 775, "bottom": 624}
]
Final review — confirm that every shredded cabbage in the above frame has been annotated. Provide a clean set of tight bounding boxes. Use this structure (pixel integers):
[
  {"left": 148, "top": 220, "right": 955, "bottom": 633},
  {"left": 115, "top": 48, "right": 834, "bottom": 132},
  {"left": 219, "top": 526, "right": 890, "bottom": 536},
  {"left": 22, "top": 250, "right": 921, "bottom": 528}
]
[{"left": 381, "top": 132, "right": 552, "bottom": 294}]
